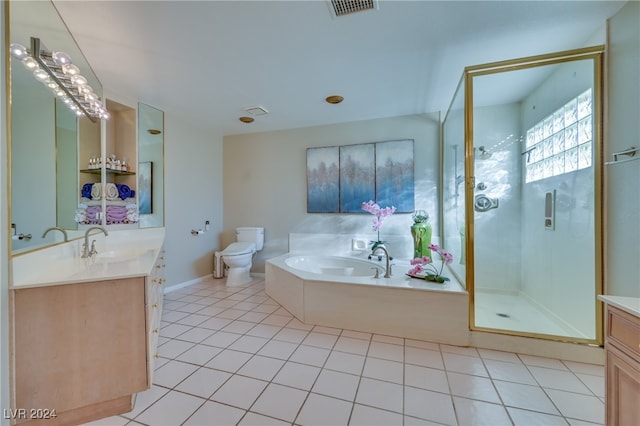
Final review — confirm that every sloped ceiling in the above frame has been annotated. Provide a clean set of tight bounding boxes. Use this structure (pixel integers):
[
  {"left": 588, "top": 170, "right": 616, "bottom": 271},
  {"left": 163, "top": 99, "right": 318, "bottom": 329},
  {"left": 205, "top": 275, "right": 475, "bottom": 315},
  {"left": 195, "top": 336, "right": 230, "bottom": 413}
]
[{"left": 51, "top": 0, "right": 626, "bottom": 136}]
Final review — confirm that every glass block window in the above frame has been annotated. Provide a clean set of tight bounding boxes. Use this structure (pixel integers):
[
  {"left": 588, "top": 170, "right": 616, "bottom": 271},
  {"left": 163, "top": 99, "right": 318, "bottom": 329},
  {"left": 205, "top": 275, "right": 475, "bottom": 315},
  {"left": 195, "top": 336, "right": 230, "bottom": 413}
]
[{"left": 525, "top": 88, "right": 593, "bottom": 183}]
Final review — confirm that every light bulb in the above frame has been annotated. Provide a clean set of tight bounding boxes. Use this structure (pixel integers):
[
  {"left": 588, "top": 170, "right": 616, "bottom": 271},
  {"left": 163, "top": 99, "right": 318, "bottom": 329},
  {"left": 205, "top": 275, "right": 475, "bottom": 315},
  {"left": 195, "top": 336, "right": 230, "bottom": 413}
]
[
  {"left": 22, "top": 57, "right": 38, "bottom": 70},
  {"left": 85, "top": 92, "right": 98, "bottom": 102},
  {"left": 52, "top": 51, "right": 72, "bottom": 66},
  {"left": 33, "top": 69, "right": 49, "bottom": 81},
  {"left": 53, "top": 88, "right": 65, "bottom": 97},
  {"left": 10, "top": 43, "right": 28, "bottom": 60},
  {"left": 79, "top": 85, "right": 93, "bottom": 95},
  {"left": 101, "top": 111, "right": 111, "bottom": 120},
  {"left": 62, "top": 64, "right": 80, "bottom": 76},
  {"left": 71, "top": 74, "right": 88, "bottom": 87}
]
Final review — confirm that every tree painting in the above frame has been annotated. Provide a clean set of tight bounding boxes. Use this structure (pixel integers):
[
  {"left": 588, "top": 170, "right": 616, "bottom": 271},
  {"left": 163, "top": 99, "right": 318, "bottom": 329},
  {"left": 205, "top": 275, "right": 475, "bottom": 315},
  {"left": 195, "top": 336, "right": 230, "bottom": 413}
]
[
  {"left": 307, "top": 140, "right": 414, "bottom": 213},
  {"left": 339, "top": 144, "right": 375, "bottom": 212},
  {"left": 375, "top": 139, "right": 415, "bottom": 212},
  {"left": 307, "top": 146, "right": 339, "bottom": 212}
]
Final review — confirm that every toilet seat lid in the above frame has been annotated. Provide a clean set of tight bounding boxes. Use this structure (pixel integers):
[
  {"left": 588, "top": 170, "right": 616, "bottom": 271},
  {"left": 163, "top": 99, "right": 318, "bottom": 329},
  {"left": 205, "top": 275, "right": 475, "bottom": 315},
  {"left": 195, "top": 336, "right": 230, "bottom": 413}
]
[{"left": 222, "top": 242, "right": 256, "bottom": 256}]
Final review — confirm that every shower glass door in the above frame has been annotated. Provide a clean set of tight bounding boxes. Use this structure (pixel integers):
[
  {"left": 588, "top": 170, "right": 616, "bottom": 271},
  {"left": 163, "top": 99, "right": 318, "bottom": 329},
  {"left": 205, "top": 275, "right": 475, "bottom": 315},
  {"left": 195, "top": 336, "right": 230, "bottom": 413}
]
[
  {"left": 442, "top": 76, "right": 466, "bottom": 287},
  {"left": 457, "top": 48, "right": 604, "bottom": 344}
]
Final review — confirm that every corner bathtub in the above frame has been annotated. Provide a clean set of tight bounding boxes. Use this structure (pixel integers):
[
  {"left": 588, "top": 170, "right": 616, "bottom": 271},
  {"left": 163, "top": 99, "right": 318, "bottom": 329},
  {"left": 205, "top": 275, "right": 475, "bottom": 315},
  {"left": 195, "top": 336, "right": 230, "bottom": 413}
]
[{"left": 265, "top": 254, "right": 470, "bottom": 345}]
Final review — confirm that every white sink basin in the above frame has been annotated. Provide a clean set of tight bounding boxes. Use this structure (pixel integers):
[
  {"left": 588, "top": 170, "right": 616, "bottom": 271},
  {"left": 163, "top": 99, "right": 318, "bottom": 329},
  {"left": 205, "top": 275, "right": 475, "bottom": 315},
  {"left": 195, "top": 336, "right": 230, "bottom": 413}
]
[{"left": 95, "top": 247, "right": 151, "bottom": 262}]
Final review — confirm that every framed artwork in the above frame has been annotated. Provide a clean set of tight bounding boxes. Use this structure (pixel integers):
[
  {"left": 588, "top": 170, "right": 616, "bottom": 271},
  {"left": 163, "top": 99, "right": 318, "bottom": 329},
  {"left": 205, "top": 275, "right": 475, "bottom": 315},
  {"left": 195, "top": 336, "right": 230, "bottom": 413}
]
[
  {"left": 138, "top": 161, "right": 152, "bottom": 214},
  {"left": 307, "top": 139, "right": 415, "bottom": 213},
  {"left": 306, "top": 147, "right": 339, "bottom": 213},
  {"left": 339, "top": 143, "right": 375, "bottom": 212},
  {"left": 375, "top": 139, "right": 415, "bottom": 212}
]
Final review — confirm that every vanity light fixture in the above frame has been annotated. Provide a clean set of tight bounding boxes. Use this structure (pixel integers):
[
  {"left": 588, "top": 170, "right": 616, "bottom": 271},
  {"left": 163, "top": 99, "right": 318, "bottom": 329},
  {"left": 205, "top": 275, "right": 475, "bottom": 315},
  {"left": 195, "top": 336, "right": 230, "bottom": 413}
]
[
  {"left": 325, "top": 95, "right": 344, "bottom": 104},
  {"left": 9, "top": 37, "right": 109, "bottom": 122}
]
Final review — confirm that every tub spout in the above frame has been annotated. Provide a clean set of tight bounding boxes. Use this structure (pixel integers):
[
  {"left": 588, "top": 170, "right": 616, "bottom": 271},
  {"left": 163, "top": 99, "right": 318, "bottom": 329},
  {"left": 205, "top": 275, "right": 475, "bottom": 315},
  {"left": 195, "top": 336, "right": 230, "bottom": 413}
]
[{"left": 371, "top": 246, "right": 392, "bottom": 278}]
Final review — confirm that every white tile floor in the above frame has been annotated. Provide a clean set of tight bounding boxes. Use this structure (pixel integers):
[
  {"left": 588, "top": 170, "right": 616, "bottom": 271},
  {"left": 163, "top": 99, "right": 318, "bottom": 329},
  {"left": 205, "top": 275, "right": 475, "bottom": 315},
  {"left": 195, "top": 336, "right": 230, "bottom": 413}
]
[{"left": 84, "top": 277, "right": 605, "bottom": 426}]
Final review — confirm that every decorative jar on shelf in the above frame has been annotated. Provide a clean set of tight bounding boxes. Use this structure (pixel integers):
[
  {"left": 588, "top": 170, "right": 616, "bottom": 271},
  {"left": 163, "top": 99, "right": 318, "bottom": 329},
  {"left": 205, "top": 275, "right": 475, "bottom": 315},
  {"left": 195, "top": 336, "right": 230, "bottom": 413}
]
[{"left": 411, "top": 210, "right": 432, "bottom": 259}]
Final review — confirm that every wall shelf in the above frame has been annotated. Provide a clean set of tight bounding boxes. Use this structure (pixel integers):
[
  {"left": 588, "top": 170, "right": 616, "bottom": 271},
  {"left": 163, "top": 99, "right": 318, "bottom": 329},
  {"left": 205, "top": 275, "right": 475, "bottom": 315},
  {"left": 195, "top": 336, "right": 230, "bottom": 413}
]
[{"left": 80, "top": 169, "right": 136, "bottom": 176}]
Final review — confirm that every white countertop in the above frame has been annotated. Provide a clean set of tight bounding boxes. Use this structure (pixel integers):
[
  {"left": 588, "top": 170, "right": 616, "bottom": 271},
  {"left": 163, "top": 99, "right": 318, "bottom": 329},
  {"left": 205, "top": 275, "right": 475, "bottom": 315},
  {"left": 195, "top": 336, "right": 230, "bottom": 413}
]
[
  {"left": 599, "top": 295, "right": 640, "bottom": 318},
  {"left": 11, "top": 228, "right": 165, "bottom": 289}
]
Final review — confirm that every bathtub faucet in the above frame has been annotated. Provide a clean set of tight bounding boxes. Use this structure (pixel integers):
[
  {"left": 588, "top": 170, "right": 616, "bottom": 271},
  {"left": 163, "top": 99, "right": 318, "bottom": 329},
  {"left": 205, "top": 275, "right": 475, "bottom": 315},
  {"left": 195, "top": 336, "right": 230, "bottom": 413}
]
[{"left": 371, "top": 246, "right": 392, "bottom": 278}]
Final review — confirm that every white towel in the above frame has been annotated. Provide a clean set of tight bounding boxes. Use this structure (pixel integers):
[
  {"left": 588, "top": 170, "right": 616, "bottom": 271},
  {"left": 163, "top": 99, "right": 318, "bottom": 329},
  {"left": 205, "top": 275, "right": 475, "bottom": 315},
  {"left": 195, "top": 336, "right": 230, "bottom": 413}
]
[
  {"left": 105, "top": 183, "right": 119, "bottom": 200},
  {"left": 91, "top": 182, "right": 102, "bottom": 200},
  {"left": 74, "top": 209, "right": 86, "bottom": 223}
]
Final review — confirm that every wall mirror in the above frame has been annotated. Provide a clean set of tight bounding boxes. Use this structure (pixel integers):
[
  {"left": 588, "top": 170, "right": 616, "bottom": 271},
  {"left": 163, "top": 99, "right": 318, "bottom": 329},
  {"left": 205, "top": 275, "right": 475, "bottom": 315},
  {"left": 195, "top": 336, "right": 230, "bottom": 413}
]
[
  {"left": 138, "top": 103, "right": 164, "bottom": 229},
  {"left": 10, "top": 0, "right": 102, "bottom": 254}
]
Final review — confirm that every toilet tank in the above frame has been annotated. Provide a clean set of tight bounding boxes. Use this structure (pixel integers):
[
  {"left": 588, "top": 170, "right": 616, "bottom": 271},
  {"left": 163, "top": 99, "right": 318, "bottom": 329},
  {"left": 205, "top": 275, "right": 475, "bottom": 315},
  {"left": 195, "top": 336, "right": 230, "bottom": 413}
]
[{"left": 236, "top": 227, "right": 264, "bottom": 251}]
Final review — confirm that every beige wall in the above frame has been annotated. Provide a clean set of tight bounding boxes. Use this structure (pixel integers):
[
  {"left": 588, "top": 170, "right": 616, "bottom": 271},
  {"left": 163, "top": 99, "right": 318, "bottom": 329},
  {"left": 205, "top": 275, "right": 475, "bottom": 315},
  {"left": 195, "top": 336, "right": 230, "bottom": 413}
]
[
  {"left": 163, "top": 109, "right": 224, "bottom": 288},
  {"left": 223, "top": 113, "right": 441, "bottom": 273}
]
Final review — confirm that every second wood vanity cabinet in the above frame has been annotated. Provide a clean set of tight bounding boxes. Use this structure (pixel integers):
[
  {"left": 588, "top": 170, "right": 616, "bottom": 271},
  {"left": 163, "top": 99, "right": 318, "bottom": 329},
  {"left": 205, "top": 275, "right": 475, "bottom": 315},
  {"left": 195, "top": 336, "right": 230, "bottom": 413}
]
[{"left": 602, "top": 299, "right": 640, "bottom": 425}]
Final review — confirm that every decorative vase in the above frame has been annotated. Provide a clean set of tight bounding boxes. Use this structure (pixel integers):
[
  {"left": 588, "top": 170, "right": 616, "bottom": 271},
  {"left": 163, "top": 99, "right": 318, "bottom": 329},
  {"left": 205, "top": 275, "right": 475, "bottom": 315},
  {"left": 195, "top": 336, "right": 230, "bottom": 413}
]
[{"left": 411, "top": 210, "right": 432, "bottom": 259}]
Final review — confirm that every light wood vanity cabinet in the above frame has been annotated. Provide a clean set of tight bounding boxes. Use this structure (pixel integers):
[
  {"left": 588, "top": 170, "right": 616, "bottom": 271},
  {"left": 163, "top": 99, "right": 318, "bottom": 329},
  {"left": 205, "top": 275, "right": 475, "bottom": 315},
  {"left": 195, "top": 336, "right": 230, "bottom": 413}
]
[
  {"left": 10, "top": 249, "right": 166, "bottom": 425},
  {"left": 603, "top": 302, "right": 640, "bottom": 425}
]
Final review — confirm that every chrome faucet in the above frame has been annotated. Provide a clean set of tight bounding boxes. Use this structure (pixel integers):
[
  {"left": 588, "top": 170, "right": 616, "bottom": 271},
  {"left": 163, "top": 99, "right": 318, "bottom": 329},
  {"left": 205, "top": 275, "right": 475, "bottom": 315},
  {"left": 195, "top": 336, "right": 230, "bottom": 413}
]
[
  {"left": 42, "top": 226, "right": 68, "bottom": 242},
  {"left": 82, "top": 226, "right": 108, "bottom": 258},
  {"left": 371, "top": 246, "right": 392, "bottom": 278}
]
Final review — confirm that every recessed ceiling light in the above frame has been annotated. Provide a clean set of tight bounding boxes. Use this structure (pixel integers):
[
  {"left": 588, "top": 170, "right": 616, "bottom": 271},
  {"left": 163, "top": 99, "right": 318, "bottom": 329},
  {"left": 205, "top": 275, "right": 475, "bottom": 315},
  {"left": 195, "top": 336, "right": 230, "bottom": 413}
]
[
  {"left": 239, "top": 116, "right": 254, "bottom": 123},
  {"left": 325, "top": 95, "right": 344, "bottom": 104}
]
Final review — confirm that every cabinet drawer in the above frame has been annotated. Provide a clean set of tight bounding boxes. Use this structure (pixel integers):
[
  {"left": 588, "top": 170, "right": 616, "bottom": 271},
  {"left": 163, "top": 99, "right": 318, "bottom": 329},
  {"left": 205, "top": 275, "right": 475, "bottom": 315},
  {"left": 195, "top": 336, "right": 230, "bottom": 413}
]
[{"left": 607, "top": 306, "right": 640, "bottom": 359}]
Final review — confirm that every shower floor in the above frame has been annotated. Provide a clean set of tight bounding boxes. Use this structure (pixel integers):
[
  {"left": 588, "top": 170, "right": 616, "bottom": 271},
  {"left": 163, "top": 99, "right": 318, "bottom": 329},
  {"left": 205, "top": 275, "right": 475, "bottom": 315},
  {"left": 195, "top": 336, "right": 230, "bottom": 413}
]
[{"left": 474, "top": 290, "right": 583, "bottom": 338}]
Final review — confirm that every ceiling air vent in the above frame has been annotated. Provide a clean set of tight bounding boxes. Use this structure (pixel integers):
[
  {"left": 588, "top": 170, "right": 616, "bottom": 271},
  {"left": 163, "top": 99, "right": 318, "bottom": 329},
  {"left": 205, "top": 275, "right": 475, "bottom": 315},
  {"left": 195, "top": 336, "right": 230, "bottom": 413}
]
[
  {"left": 328, "top": 0, "right": 378, "bottom": 18},
  {"left": 243, "top": 106, "right": 269, "bottom": 116}
]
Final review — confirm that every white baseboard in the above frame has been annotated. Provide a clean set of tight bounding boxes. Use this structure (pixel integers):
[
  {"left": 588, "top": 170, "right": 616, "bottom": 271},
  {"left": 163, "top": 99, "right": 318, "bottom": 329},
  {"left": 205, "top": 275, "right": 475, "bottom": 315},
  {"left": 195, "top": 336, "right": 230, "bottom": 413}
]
[
  {"left": 165, "top": 272, "right": 266, "bottom": 294},
  {"left": 164, "top": 275, "right": 212, "bottom": 294}
]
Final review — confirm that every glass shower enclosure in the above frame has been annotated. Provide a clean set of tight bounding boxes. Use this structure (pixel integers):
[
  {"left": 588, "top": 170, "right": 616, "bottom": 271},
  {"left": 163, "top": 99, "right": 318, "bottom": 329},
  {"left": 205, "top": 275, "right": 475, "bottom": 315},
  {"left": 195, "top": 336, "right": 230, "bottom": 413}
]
[{"left": 442, "top": 47, "right": 604, "bottom": 344}]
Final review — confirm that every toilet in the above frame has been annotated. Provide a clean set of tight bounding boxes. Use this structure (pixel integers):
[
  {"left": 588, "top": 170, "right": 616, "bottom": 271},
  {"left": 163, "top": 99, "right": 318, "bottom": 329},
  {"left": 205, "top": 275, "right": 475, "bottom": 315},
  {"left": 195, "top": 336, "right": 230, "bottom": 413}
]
[{"left": 214, "top": 227, "right": 264, "bottom": 286}]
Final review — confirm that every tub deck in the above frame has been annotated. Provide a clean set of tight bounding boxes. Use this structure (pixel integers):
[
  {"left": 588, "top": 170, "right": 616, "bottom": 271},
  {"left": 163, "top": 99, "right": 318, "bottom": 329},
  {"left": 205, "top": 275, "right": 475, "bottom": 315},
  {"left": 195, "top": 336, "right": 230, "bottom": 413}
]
[{"left": 265, "top": 253, "right": 470, "bottom": 346}]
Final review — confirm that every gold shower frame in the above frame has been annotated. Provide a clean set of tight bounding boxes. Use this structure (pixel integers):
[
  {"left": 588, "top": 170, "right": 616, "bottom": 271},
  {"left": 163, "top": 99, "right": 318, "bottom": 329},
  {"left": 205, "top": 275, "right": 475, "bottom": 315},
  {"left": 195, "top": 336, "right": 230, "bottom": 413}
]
[{"left": 455, "top": 46, "right": 605, "bottom": 345}]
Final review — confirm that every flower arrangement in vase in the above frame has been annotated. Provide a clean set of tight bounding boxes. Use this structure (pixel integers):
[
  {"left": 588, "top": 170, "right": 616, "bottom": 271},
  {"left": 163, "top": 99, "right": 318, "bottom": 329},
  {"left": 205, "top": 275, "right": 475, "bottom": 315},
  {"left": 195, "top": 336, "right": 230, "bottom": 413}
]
[
  {"left": 408, "top": 244, "right": 453, "bottom": 283},
  {"left": 410, "top": 209, "right": 432, "bottom": 259},
  {"left": 361, "top": 200, "right": 396, "bottom": 251}
]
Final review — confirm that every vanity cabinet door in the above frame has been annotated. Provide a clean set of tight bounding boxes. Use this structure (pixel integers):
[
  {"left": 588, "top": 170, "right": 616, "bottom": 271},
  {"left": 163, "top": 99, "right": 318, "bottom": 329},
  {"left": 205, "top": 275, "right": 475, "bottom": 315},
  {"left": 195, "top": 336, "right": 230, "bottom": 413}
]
[
  {"left": 12, "top": 277, "right": 148, "bottom": 425},
  {"left": 146, "top": 247, "right": 166, "bottom": 381},
  {"left": 606, "top": 346, "right": 640, "bottom": 426},
  {"left": 604, "top": 304, "right": 640, "bottom": 426}
]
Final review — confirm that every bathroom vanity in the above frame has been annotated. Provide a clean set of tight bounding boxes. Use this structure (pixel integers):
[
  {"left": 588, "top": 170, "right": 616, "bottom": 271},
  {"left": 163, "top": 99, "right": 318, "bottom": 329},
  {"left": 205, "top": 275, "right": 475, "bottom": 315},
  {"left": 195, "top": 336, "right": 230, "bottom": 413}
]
[
  {"left": 9, "top": 228, "right": 165, "bottom": 425},
  {"left": 599, "top": 295, "right": 640, "bottom": 426}
]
